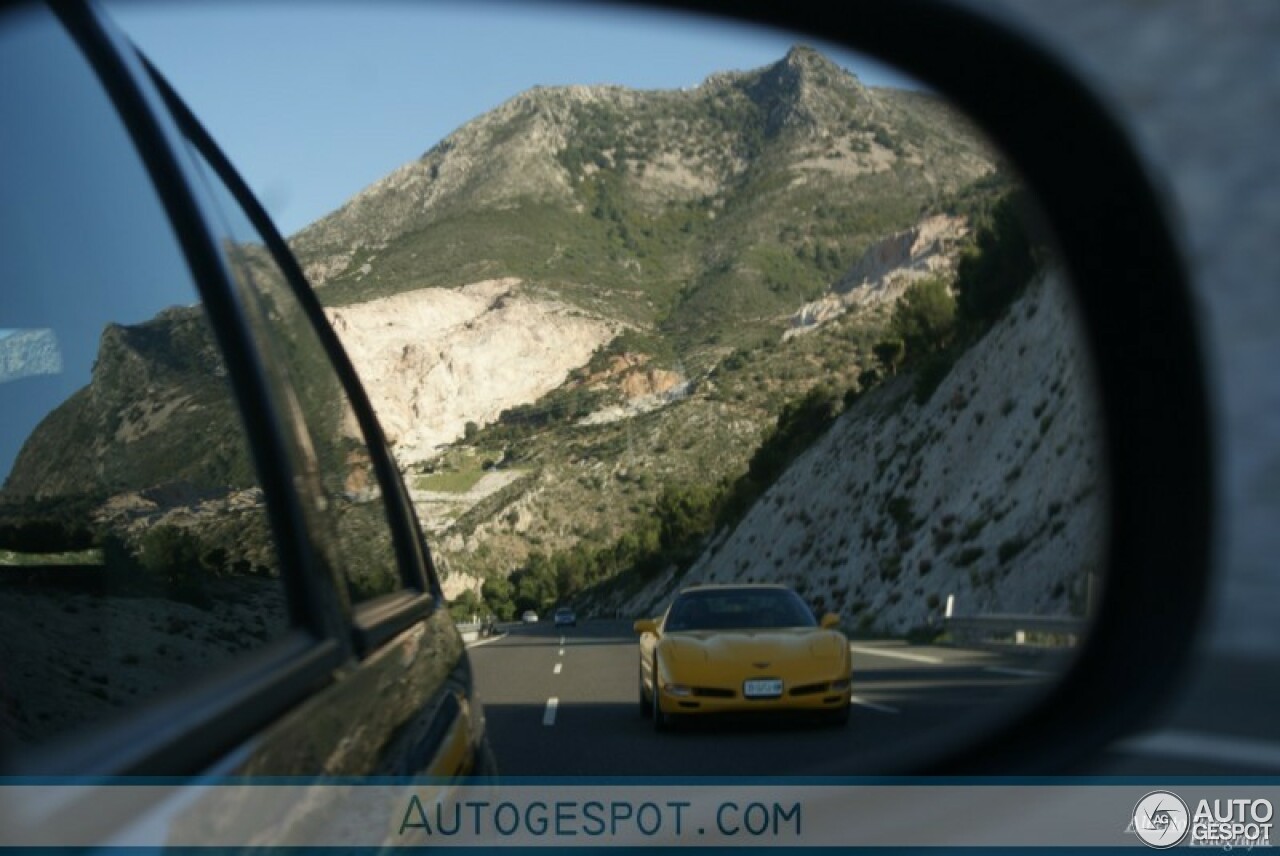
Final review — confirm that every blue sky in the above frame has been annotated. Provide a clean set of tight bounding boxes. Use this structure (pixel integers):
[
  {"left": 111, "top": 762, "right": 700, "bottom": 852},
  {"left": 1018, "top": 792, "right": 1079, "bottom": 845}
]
[{"left": 106, "top": 1, "right": 920, "bottom": 237}]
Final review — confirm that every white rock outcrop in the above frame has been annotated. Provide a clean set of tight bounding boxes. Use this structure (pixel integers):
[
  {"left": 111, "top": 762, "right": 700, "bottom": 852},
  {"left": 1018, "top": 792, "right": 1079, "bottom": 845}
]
[
  {"left": 326, "top": 279, "right": 617, "bottom": 464},
  {"left": 786, "top": 214, "right": 969, "bottom": 338}
]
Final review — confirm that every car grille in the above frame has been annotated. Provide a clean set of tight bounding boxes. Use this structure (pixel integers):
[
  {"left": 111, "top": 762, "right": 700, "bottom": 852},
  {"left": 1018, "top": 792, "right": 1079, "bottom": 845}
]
[{"left": 691, "top": 687, "right": 736, "bottom": 699}]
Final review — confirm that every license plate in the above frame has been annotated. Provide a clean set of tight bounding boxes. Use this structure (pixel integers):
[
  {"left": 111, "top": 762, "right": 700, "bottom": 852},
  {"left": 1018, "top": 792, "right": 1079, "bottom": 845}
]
[{"left": 743, "top": 678, "right": 783, "bottom": 698}]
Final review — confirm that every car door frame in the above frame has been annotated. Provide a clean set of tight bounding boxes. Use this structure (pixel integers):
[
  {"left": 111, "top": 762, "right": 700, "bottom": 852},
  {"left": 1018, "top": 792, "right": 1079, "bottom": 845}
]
[{"left": 2, "top": 0, "right": 458, "bottom": 779}]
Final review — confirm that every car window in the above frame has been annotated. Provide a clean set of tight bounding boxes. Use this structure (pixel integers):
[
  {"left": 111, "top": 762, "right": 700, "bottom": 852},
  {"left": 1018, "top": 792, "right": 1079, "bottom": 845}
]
[
  {"left": 0, "top": 5, "right": 288, "bottom": 750},
  {"left": 178, "top": 141, "right": 406, "bottom": 605},
  {"left": 665, "top": 589, "right": 817, "bottom": 631}
]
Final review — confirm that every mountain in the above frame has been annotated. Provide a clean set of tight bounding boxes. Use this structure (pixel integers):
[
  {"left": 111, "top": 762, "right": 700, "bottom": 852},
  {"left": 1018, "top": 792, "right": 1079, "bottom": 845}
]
[
  {"left": 290, "top": 45, "right": 993, "bottom": 353},
  {"left": 3, "top": 307, "right": 254, "bottom": 500},
  {"left": 6, "top": 47, "right": 1053, "bottom": 623}
]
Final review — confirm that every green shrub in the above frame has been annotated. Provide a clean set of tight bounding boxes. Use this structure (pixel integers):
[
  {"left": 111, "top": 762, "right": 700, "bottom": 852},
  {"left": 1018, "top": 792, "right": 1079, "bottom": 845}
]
[
  {"left": 954, "top": 190, "right": 1044, "bottom": 327},
  {"left": 891, "top": 277, "right": 956, "bottom": 357}
]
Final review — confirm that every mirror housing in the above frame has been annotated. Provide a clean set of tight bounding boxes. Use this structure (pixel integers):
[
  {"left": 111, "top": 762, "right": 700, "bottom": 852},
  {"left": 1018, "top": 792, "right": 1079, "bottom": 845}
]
[
  {"left": 633, "top": 618, "right": 658, "bottom": 636},
  {"left": 820, "top": 613, "right": 841, "bottom": 630}
]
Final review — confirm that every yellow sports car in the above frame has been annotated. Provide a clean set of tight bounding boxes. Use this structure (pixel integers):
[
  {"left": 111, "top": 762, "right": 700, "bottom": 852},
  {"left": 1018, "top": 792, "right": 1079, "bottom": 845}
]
[{"left": 634, "top": 584, "right": 851, "bottom": 730}]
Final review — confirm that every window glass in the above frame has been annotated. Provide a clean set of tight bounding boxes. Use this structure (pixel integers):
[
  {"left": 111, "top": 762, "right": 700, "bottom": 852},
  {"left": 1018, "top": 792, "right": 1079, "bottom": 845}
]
[
  {"left": 0, "top": 6, "right": 287, "bottom": 750},
  {"left": 181, "top": 143, "right": 404, "bottom": 604}
]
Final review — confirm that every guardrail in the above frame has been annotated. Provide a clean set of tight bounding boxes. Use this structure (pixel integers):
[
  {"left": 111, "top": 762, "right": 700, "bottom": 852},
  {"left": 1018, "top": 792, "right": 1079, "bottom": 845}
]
[
  {"left": 455, "top": 620, "right": 514, "bottom": 643},
  {"left": 941, "top": 595, "right": 1086, "bottom": 647},
  {"left": 943, "top": 614, "right": 1086, "bottom": 645}
]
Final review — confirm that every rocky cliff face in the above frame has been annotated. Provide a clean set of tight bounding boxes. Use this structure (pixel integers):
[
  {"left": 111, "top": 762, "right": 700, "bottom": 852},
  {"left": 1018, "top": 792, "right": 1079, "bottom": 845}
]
[
  {"left": 611, "top": 270, "right": 1103, "bottom": 631},
  {"left": 3, "top": 307, "right": 253, "bottom": 500},
  {"left": 786, "top": 214, "right": 970, "bottom": 337},
  {"left": 325, "top": 278, "right": 618, "bottom": 464}
]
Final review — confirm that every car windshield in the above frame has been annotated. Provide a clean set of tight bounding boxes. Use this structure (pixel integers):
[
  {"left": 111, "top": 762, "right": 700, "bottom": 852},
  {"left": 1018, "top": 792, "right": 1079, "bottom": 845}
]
[{"left": 663, "top": 589, "right": 817, "bottom": 632}]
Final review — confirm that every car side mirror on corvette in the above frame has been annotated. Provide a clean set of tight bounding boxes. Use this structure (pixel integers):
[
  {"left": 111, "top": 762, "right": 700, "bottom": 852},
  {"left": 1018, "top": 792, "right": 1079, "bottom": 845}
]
[
  {"left": 820, "top": 613, "right": 841, "bottom": 630},
  {"left": 634, "top": 619, "right": 659, "bottom": 636}
]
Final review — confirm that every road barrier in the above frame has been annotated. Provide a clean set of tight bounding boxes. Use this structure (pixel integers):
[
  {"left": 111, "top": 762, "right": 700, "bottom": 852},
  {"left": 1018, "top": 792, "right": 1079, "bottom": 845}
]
[
  {"left": 456, "top": 620, "right": 514, "bottom": 643},
  {"left": 941, "top": 594, "right": 1086, "bottom": 646},
  {"left": 943, "top": 613, "right": 1086, "bottom": 645}
]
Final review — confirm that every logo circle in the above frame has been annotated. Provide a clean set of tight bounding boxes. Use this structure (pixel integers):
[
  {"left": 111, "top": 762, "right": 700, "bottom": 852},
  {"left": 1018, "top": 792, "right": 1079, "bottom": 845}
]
[{"left": 1133, "top": 790, "right": 1190, "bottom": 849}]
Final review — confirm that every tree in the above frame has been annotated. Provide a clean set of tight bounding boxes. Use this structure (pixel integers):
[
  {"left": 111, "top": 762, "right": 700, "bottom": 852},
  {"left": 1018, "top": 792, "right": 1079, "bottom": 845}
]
[
  {"left": 482, "top": 575, "right": 516, "bottom": 621},
  {"left": 512, "top": 554, "right": 558, "bottom": 613},
  {"left": 872, "top": 338, "right": 906, "bottom": 375},
  {"left": 655, "top": 484, "right": 719, "bottom": 554},
  {"left": 890, "top": 277, "right": 956, "bottom": 357},
  {"left": 954, "top": 190, "right": 1041, "bottom": 326},
  {"left": 447, "top": 589, "right": 483, "bottom": 623}
]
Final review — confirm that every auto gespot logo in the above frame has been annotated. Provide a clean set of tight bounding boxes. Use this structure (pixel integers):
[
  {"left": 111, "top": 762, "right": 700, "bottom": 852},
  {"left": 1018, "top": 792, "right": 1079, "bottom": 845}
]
[{"left": 1131, "top": 791, "right": 1274, "bottom": 849}]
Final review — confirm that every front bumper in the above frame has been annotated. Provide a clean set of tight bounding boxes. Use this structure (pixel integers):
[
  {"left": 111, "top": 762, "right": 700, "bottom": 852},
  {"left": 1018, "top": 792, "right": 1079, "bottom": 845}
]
[{"left": 655, "top": 678, "right": 851, "bottom": 715}]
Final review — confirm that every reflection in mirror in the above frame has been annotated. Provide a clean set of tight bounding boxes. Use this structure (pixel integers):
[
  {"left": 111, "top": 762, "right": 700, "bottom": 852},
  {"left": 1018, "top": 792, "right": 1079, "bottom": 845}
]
[
  {"left": 0, "top": 5, "right": 288, "bottom": 752},
  {"left": 114, "top": 3, "right": 1104, "bottom": 773},
  {"left": 183, "top": 142, "right": 404, "bottom": 604}
]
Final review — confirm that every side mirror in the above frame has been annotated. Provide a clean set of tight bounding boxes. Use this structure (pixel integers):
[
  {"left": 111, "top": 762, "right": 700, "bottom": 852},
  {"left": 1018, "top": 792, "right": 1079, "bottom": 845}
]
[
  {"left": 633, "top": 618, "right": 658, "bottom": 636},
  {"left": 820, "top": 613, "right": 841, "bottom": 630}
]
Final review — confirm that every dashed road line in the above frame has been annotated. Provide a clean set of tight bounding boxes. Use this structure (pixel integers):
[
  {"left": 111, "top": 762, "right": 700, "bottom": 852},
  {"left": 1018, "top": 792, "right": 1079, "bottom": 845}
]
[
  {"left": 849, "top": 645, "right": 944, "bottom": 665},
  {"left": 849, "top": 695, "right": 900, "bottom": 714},
  {"left": 558, "top": 648, "right": 565, "bottom": 657},
  {"left": 553, "top": 662, "right": 563, "bottom": 675},
  {"left": 543, "top": 698, "right": 559, "bottom": 726}
]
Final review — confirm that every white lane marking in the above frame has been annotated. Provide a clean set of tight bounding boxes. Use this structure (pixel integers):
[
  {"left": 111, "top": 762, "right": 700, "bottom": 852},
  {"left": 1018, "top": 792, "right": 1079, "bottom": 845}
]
[
  {"left": 1114, "top": 729, "right": 1280, "bottom": 770},
  {"left": 849, "top": 645, "right": 943, "bottom": 664},
  {"left": 984, "top": 666, "right": 1051, "bottom": 678},
  {"left": 849, "top": 695, "right": 899, "bottom": 714},
  {"left": 542, "top": 698, "right": 559, "bottom": 726},
  {"left": 553, "top": 662, "right": 562, "bottom": 675},
  {"left": 465, "top": 632, "right": 508, "bottom": 649},
  {"left": 558, "top": 648, "right": 565, "bottom": 657},
  {"left": 560, "top": 635, "right": 565, "bottom": 646}
]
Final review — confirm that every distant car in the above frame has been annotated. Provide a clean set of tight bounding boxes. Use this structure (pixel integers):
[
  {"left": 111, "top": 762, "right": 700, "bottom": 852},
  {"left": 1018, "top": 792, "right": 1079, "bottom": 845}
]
[
  {"left": 521, "top": 610, "right": 539, "bottom": 624},
  {"left": 634, "top": 584, "right": 851, "bottom": 730},
  {"left": 554, "top": 607, "right": 577, "bottom": 627}
]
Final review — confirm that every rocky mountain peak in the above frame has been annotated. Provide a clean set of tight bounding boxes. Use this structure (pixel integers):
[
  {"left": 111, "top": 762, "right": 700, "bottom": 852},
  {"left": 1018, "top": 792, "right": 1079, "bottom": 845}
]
[{"left": 746, "top": 44, "right": 870, "bottom": 136}]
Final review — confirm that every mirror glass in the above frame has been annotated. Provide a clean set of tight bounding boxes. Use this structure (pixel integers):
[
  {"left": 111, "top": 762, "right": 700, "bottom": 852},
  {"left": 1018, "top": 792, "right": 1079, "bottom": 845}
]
[{"left": 103, "top": 1, "right": 1104, "bottom": 774}]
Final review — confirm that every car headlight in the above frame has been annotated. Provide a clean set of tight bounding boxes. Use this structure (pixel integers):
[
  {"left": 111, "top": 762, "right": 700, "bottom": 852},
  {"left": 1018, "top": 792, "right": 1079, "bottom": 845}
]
[{"left": 662, "top": 682, "right": 693, "bottom": 697}]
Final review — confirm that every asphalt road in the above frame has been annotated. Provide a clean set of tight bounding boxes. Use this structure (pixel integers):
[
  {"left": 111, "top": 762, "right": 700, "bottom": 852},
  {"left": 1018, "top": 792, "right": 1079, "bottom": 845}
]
[{"left": 469, "top": 619, "right": 1069, "bottom": 776}]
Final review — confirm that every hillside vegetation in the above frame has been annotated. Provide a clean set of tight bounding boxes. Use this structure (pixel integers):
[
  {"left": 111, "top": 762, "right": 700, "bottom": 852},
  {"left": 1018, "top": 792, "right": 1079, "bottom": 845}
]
[{"left": 292, "top": 46, "right": 993, "bottom": 353}]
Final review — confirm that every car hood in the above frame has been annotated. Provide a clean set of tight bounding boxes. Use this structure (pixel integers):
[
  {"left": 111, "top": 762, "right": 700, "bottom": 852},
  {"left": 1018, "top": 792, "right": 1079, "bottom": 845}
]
[{"left": 661, "top": 629, "right": 846, "bottom": 663}]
